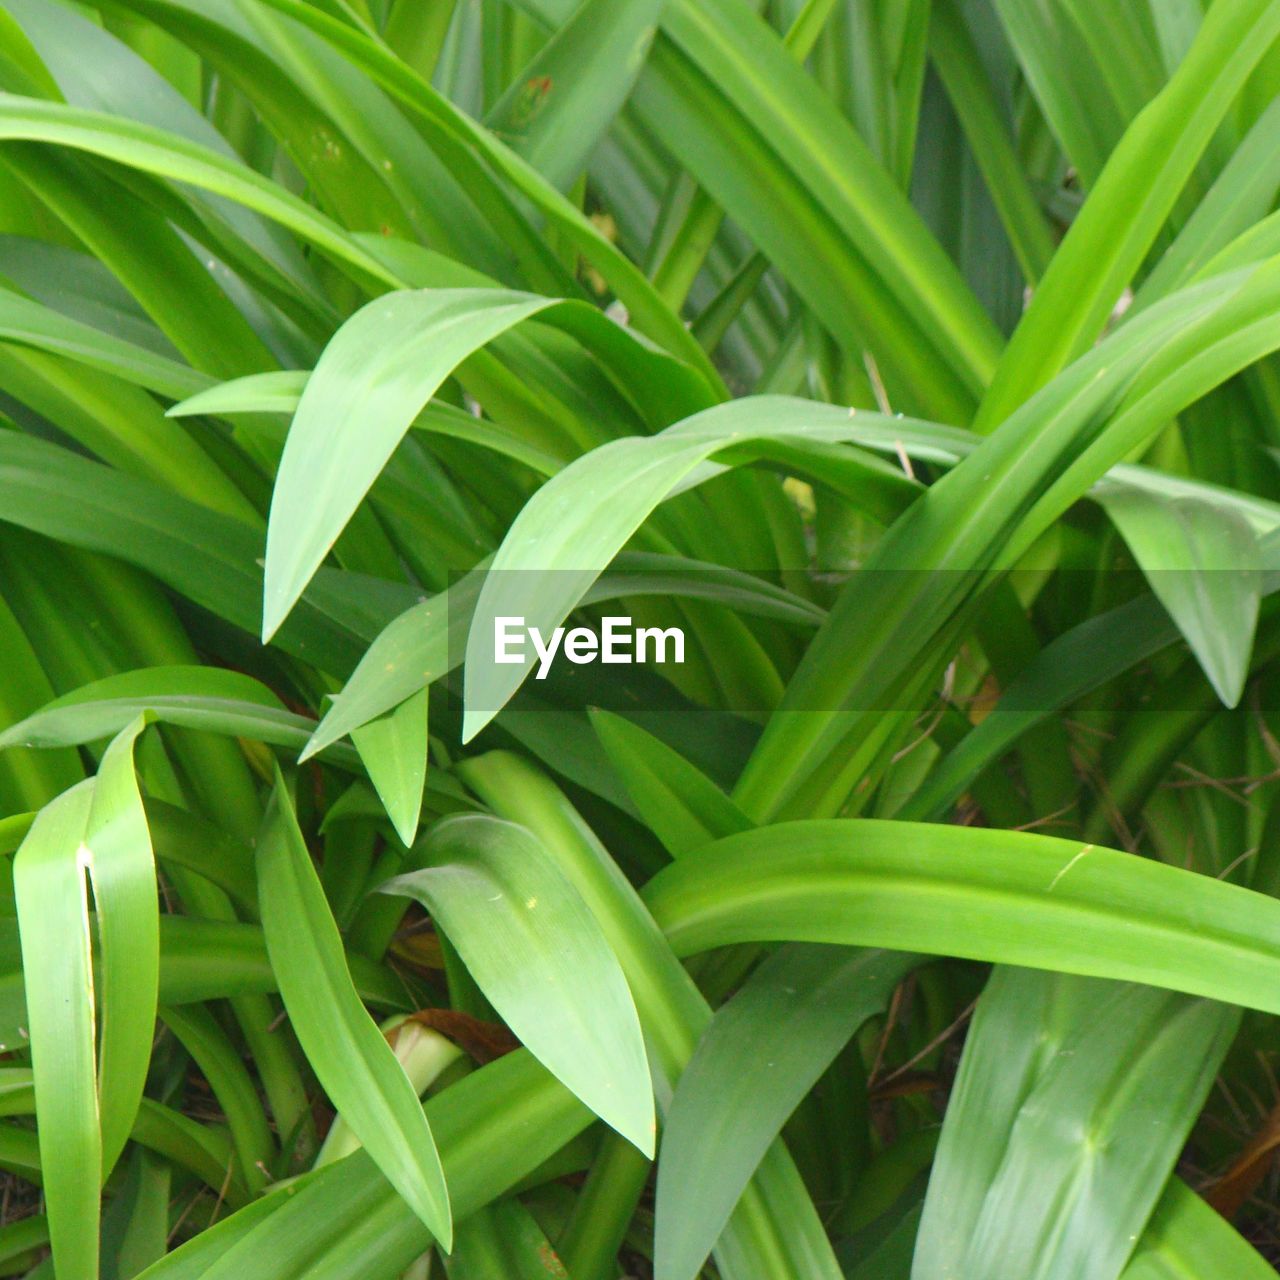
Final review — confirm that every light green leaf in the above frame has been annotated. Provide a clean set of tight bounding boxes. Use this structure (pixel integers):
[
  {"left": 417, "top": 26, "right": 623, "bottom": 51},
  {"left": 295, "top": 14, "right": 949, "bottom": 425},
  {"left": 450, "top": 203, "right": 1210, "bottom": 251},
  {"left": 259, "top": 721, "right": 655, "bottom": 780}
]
[
  {"left": 381, "top": 813, "right": 656, "bottom": 1156},
  {"left": 643, "top": 819, "right": 1280, "bottom": 1014},
  {"left": 158, "top": 1004, "right": 274, "bottom": 1194},
  {"left": 1096, "top": 489, "right": 1261, "bottom": 706},
  {"left": 307, "top": 552, "right": 821, "bottom": 760},
  {"left": 1121, "top": 1179, "right": 1277, "bottom": 1280},
  {"left": 261, "top": 285, "right": 714, "bottom": 641},
  {"left": 351, "top": 686, "right": 429, "bottom": 847},
  {"left": 913, "top": 968, "right": 1238, "bottom": 1280},
  {"left": 13, "top": 780, "right": 98, "bottom": 1280},
  {"left": 256, "top": 776, "right": 452, "bottom": 1247},
  {"left": 462, "top": 397, "right": 914, "bottom": 740},
  {"left": 167, "top": 370, "right": 308, "bottom": 418},
  {"left": 84, "top": 716, "right": 158, "bottom": 1175},
  {"left": 304, "top": 571, "right": 481, "bottom": 761},
  {"left": 262, "top": 288, "right": 549, "bottom": 640},
  {"left": 977, "top": 0, "right": 1280, "bottom": 428},
  {"left": 135, "top": 1051, "right": 592, "bottom": 1280},
  {"left": 0, "top": 666, "right": 362, "bottom": 768}
]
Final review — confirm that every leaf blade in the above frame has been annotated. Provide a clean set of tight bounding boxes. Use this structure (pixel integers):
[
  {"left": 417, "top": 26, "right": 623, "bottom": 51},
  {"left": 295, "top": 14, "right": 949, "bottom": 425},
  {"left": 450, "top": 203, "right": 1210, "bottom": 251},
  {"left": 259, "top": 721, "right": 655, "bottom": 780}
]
[
  {"left": 256, "top": 775, "right": 452, "bottom": 1247},
  {"left": 381, "top": 813, "right": 656, "bottom": 1155}
]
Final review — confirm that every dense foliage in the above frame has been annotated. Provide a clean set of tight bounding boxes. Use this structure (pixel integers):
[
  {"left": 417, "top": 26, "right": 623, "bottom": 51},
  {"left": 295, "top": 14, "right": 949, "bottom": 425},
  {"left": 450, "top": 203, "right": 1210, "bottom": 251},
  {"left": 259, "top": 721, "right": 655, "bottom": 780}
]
[{"left": 0, "top": 0, "right": 1279, "bottom": 1276}]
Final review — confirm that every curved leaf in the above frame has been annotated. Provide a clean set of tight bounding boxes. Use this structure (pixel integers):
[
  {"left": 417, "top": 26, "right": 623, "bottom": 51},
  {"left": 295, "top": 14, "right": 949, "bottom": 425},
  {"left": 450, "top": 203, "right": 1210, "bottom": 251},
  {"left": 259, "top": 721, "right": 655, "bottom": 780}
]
[
  {"left": 84, "top": 717, "right": 158, "bottom": 1174},
  {"left": 643, "top": 819, "right": 1280, "bottom": 1014},
  {"left": 256, "top": 777, "right": 452, "bottom": 1247},
  {"left": 381, "top": 813, "right": 656, "bottom": 1156},
  {"left": 461, "top": 397, "right": 921, "bottom": 740},
  {"left": 262, "top": 286, "right": 715, "bottom": 640}
]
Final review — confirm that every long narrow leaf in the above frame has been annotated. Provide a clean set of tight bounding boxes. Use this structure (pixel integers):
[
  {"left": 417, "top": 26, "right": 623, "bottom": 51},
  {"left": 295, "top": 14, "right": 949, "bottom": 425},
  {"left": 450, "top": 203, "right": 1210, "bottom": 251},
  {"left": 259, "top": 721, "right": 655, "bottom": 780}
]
[{"left": 255, "top": 775, "right": 452, "bottom": 1247}]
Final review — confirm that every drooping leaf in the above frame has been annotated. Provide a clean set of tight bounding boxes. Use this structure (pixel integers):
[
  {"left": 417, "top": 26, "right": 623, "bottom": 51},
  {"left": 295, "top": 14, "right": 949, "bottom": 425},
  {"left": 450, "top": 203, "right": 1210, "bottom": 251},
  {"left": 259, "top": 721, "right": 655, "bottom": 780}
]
[
  {"left": 0, "top": 666, "right": 359, "bottom": 768},
  {"left": 1095, "top": 488, "right": 1261, "bottom": 706},
  {"left": 381, "top": 813, "right": 656, "bottom": 1156},
  {"left": 462, "top": 398, "right": 922, "bottom": 739},
  {"left": 262, "top": 286, "right": 714, "bottom": 640},
  {"left": 643, "top": 819, "right": 1280, "bottom": 1014},
  {"left": 255, "top": 775, "right": 452, "bottom": 1247}
]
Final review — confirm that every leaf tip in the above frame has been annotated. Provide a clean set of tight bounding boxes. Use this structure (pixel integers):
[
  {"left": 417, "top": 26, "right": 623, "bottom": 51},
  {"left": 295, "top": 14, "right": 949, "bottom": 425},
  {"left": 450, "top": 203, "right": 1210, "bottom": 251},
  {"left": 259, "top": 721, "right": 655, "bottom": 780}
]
[{"left": 460, "top": 709, "right": 488, "bottom": 745}]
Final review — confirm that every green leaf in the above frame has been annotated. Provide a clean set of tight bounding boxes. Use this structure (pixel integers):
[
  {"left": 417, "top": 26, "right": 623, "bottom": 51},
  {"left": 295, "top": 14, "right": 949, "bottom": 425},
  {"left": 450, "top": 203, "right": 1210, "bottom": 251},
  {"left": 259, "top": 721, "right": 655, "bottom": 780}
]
[
  {"left": 13, "top": 780, "right": 98, "bottom": 1280},
  {"left": 262, "top": 288, "right": 548, "bottom": 640},
  {"left": 977, "top": 0, "right": 1280, "bottom": 428},
  {"left": 307, "top": 552, "right": 821, "bottom": 760},
  {"left": 1134, "top": 94, "right": 1280, "bottom": 308},
  {"left": 902, "top": 593, "right": 1177, "bottom": 821},
  {"left": 0, "top": 431, "right": 368, "bottom": 674},
  {"left": 456, "top": 751, "right": 844, "bottom": 1280},
  {"left": 167, "top": 370, "right": 308, "bottom": 418},
  {"left": 928, "top": 0, "right": 1055, "bottom": 283},
  {"left": 1121, "top": 1179, "right": 1277, "bottom": 1279},
  {"left": 1095, "top": 489, "right": 1261, "bottom": 706},
  {"left": 590, "top": 707, "right": 753, "bottom": 857},
  {"left": 0, "top": 666, "right": 357, "bottom": 766},
  {"left": 262, "top": 286, "right": 713, "bottom": 640},
  {"left": 136, "top": 1051, "right": 592, "bottom": 1280},
  {"left": 461, "top": 398, "right": 916, "bottom": 740},
  {"left": 225, "top": 0, "right": 728, "bottom": 384},
  {"left": 737, "top": 257, "right": 1280, "bottom": 818},
  {"left": 485, "top": 0, "right": 664, "bottom": 191},
  {"left": 0, "top": 95, "right": 401, "bottom": 288},
  {"left": 656, "top": 945, "right": 919, "bottom": 1280},
  {"left": 351, "top": 686, "right": 429, "bottom": 847},
  {"left": 0, "top": 915, "right": 407, "bottom": 1057},
  {"left": 448, "top": 1199, "right": 571, "bottom": 1279},
  {"left": 158, "top": 1003, "right": 274, "bottom": 1195},
  {"left": 914, "top": 968, "right": 1238, "bottom": 1280},
  {"left": 381, "top": 813, "right": 656, "bottom": 1156},
  {"left": 255, "top": 775, "right": 452, "bottom": 1247},
  {"left": 515, "top": 0, "right": 1002, "bottom": 417},
  {"left": 84, "top": 716, "right": 158, "bottom": 1175},
  {"left": 642, "top": 819, "right": 1280, "bottom": 1015},
  {"left": 0, "top": 282, "right": 209, "bottom": 399},
  {"left": 304, "top": 570, "right": 481, "bottom": 761}
]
